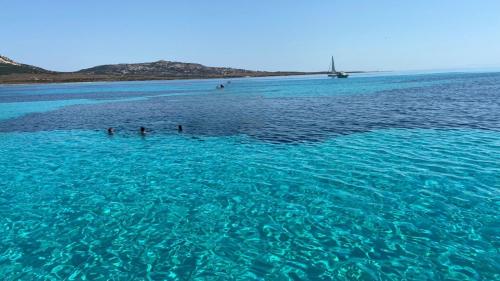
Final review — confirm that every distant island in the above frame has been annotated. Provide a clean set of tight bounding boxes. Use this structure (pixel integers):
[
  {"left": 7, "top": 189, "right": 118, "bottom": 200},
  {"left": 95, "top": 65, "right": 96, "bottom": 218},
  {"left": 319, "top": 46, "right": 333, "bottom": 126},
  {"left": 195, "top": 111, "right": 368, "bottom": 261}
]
[{"left": 0, "top": 55, "right": 347, "bottom": 84}]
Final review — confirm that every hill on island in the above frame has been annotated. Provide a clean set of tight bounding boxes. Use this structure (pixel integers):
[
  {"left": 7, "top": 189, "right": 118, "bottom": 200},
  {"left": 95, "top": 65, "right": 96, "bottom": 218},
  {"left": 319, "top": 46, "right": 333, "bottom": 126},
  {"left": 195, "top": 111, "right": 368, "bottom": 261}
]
[
  {"left": 0, "top": 55, "right": 320, "bottom": 84},
  {"left": 0, "top": 55, "right": 53, "bottom": 76}
]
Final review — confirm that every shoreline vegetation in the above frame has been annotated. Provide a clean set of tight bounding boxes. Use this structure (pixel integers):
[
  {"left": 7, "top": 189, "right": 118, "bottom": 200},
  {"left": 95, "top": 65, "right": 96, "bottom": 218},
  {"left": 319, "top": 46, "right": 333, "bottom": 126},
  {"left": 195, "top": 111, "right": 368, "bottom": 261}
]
[{"left": 0, "top": 55, "right": 366, "bottom": 84}]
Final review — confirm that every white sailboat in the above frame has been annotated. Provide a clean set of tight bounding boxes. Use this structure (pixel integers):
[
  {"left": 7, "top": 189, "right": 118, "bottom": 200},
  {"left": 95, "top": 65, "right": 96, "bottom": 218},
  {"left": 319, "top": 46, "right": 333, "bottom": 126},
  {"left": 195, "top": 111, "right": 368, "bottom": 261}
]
[{"left": 328, "top": 56, "right": 349, "bottom": 78}]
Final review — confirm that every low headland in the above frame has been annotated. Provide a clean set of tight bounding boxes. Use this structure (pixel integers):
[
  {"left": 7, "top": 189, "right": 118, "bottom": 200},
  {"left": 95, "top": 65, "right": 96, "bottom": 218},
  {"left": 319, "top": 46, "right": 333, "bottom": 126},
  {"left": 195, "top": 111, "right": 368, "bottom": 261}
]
[{"left": 0, "top": 55, "right": 357, "bottom": 84}]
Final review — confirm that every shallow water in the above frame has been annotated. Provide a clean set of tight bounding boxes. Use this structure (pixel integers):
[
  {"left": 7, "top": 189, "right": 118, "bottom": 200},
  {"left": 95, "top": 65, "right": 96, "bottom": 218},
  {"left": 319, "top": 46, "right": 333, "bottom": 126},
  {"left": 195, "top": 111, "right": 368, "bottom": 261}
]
[{"left": 0, "top": 73, "right": 499, "bottom": 280}]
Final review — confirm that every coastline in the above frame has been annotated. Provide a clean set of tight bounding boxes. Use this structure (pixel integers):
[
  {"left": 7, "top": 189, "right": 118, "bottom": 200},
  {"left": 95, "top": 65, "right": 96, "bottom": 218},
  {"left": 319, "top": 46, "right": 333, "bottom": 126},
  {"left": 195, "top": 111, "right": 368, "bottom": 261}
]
[
  {"left": 0, "top": 54, "right": 372, "bottom": 85},
  {"left": 0, "top": 71, "right": 337, "bottom": 85}
]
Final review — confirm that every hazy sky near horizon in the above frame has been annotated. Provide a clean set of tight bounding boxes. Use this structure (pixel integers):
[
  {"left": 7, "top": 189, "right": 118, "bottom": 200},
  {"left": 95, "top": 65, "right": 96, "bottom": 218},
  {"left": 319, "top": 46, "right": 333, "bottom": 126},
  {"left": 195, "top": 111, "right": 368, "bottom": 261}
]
[{"left": 2, "top": 0, "right": 500, "bottom": 72}]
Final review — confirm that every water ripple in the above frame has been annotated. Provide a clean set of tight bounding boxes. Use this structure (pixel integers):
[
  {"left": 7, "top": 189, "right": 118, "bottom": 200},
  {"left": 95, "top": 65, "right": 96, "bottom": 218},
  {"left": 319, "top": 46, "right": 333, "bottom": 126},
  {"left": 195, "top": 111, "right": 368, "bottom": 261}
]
[{"left": 0, "top": 129, "right": 499, "bottom": 280}]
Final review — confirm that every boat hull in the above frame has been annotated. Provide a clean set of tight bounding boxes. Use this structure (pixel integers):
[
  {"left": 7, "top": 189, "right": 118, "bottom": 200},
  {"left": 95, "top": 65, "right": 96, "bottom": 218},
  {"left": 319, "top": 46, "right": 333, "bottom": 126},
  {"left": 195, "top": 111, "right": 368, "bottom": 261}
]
[{"left": 328, "top": 73, "right": 349, "bottom": 78}]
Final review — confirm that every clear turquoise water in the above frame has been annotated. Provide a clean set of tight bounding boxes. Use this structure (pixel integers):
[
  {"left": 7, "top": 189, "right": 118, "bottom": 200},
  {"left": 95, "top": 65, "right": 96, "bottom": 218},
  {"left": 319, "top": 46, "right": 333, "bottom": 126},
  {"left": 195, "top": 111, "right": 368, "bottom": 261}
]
[{"left": 0, "top": 72, "right": 499, "bottom": 280}]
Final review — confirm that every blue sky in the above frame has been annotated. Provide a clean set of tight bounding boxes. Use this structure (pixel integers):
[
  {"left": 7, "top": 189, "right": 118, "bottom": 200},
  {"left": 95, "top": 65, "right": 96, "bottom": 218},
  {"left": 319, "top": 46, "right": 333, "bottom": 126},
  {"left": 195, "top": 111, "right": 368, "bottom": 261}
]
[{"left": 2, "top": 0, "right": 500, "bottom": 72}]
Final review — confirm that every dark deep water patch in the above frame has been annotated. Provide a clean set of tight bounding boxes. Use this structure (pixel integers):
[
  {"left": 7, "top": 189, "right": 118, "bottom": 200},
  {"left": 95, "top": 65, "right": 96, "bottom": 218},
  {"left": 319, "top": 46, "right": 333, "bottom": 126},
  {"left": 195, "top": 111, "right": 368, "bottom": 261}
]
[{"left": 1, "top": 72, "right": 499, "bottom": 143}]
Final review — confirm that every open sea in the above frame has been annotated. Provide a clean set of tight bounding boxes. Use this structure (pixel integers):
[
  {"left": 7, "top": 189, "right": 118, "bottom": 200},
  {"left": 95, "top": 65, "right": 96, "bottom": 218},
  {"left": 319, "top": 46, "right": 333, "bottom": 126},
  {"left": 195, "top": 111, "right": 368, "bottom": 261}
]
[{"left": 0, "top": 72, "right": 499, "bottom": 280}]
